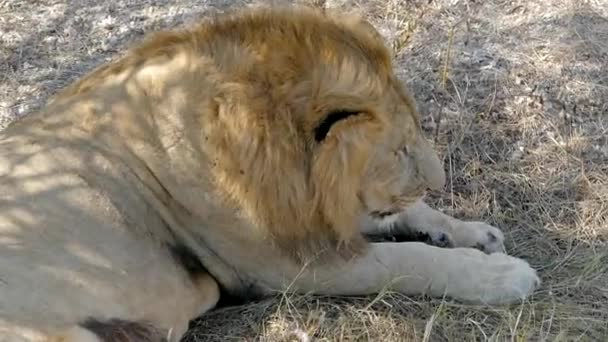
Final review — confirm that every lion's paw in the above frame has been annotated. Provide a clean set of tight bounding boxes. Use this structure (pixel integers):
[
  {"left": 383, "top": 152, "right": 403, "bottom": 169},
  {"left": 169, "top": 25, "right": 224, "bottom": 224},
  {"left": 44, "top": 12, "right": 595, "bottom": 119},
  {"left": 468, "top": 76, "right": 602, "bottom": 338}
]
[
  {"left": 467, "top": 252, "right": 540, "bottom": 305},
  {"left": 451, "top": 221, "right": 505, "bottom": 254}
]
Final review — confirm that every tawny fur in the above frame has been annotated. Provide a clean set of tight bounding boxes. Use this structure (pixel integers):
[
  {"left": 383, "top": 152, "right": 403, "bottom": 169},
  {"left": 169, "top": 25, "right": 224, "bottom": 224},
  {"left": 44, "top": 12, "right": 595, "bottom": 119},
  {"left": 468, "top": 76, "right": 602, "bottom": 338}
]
[
  {"left": 0, "top": 6, "right": 539, "bottom": 342},
  {"left": 50, "top": 6, "right": 421, "bottom": 260}
]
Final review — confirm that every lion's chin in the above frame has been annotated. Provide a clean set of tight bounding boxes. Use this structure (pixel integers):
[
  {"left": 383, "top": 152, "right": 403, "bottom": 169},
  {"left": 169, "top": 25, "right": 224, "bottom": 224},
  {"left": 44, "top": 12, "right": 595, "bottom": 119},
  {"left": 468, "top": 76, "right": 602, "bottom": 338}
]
[
  {"left": 368, "top": 208, "right": 402, "bottom": 219},
  {"left": 369, "top": 210, "right": 397, "bottom": 218},
  {"left": 368, "top": 195, "right": 424, "bottom": 219}
]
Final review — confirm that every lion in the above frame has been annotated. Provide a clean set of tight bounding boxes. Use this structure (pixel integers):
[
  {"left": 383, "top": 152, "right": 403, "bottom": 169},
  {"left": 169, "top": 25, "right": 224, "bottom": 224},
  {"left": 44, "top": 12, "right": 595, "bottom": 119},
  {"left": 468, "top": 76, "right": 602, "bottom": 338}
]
[{"left": 0, "top": 6, "right": 540, "bottom": 342}]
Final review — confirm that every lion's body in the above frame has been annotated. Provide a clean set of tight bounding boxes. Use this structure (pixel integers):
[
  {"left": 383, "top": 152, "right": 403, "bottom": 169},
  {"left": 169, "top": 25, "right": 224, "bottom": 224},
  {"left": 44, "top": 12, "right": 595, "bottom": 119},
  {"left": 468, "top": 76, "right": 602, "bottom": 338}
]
[
  {"left": 0, "top": 6, "right": 539, "bottom": 342},
  {"left": 0, "top": 71, "right": 222, "bottom": 341}
]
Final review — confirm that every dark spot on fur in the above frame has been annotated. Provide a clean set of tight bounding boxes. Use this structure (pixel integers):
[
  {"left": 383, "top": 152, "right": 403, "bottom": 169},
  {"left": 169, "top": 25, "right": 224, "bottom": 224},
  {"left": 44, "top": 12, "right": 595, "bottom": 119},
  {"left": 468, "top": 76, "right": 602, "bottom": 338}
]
[
  {"left": 214, "top": 283, "right": 265, "bottom": 309},
  {"left": 369, "top": 210, "right": 397, "bottom": 219},
  {"left": 487, "top": 231, "right": 497, "bottom": 243},
  {"left": 363, "top": 231, "right": 419, "bottom": 243},
  {"left": 396, "top": 231, "right": 433, "bottom": 243},
  {"left": 80, "top": 318, "right": 167, "bottom": 342},
  {"left": 364, "top": 231, "right": 453, "bottom": 248},
  {"left": 167, "top": 243, "right": 264, "bottom": 313},
  {"left": 168, "top": 243, "right": 207, "bottom": 279},
  {"left": 432, "top": 232, "right": 453, "bottom": 248},
  {"left": 314, "top": 109, "right": 360, "bottom": 142}
]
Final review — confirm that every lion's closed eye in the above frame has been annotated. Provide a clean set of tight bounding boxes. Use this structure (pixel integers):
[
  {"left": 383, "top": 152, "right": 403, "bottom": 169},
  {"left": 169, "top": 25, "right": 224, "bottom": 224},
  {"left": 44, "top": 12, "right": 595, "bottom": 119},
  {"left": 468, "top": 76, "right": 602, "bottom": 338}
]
[{"left": 314, "top": 110, "right": 361, "bottom": 142}]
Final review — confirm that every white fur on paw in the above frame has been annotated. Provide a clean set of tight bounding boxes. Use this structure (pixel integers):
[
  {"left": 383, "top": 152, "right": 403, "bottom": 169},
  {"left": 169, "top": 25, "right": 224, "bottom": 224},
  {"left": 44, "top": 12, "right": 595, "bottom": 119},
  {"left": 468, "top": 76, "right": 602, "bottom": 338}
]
[
  {"left": 473, "top": 252, "right": 540, "bottom": 305},
  {"left": 453, "top": 221, "right": 505, "bottom": 254}
]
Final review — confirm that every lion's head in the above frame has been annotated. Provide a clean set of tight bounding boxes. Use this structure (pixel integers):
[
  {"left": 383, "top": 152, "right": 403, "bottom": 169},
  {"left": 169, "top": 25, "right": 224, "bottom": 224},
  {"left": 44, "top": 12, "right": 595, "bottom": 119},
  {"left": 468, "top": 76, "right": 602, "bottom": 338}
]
[
  {"left": 93, "top": 6, "right": 446, "bottom": 261},
  {"left": 191, "top": 6, "right": 447, "bottom": 260}
]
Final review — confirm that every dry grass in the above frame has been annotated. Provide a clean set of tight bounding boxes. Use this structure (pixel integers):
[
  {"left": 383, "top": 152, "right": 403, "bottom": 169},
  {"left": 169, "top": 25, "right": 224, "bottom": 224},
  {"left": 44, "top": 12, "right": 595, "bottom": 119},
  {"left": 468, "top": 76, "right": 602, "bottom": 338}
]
[{"left": 2, "top": 0, "right": 608, "bottom": 340}]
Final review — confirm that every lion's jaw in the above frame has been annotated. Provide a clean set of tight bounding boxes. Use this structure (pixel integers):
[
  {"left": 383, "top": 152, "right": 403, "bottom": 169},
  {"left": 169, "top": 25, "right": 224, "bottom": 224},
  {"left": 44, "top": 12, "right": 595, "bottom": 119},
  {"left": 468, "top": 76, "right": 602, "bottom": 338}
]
[{"left": 359, "top": 133, "right": 446, "bottom": 219}]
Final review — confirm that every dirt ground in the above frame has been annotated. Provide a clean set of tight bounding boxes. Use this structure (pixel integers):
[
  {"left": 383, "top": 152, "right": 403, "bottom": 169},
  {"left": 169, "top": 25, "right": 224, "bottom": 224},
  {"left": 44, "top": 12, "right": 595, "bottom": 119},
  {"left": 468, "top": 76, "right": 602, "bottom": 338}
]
[{"left": 2, "top": 0, "right": 608, "bottom": 341}]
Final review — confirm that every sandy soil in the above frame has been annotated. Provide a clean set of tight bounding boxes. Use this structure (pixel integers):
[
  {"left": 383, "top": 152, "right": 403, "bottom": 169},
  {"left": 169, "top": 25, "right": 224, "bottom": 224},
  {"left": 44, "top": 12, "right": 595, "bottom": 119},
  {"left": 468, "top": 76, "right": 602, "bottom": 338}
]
[{"left": 1, "top": 0, "right": 607, "bottom": 340}]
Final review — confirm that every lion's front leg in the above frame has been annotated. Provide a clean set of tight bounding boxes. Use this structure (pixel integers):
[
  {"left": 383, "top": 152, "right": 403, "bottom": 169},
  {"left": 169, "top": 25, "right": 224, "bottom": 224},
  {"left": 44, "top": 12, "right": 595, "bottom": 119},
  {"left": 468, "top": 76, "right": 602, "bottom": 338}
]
[
  {"left": 365, "top": 199, "right": 505, "bottom": 253},
  {"left": 290, "top": 242, "right": 539, "bottom": 305}
]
